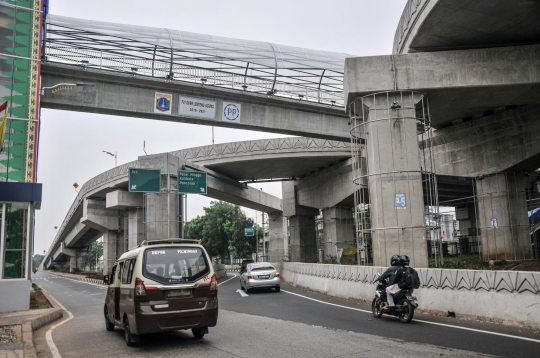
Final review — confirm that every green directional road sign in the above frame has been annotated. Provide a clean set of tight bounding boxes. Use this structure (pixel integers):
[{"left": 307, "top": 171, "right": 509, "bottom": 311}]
[
  {"left": 128, "top": 168, "right": 161, "bottom": 193},
  {"left": 244, "top": 227, "right": 254, "bottom": 237},
  {"left": 178, "top": 170, "right": 207, "bottom": 194}
]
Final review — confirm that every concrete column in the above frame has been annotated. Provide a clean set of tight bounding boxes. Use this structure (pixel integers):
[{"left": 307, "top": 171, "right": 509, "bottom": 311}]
[
  {"left": 126, "top": 208, "right": 144, "bottom": 249},
  {"left": 69, "top": 256, "right": 77, "bottom": 273},
  {"left": 102, "top": 230, "right": 126, "bottom": 274},
  {"left": 322, "top": 207, "right": 355, "bottom": 263},
  {"left": 288, "top": 215, "right": 318, "bottom": 263},
  {"left": 145, "top": 193, "right": 180, "bottom": 240},
  {"left": 363, "top": 93, "right": 428, "bottom": 268},
  {"left": 282, "top": 181, "right": 319, "bottom": 263},
  {"left": 475, "top": 173, "right": 532, "bottom": 261},
  {"left": 268, "top": 212, "right": 285, "bottom": 262}
]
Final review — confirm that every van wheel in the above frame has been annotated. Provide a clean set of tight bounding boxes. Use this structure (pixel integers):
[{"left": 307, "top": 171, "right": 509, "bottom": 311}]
[
  {"left": 104, "top": 307, "right": 114, "bottom": 331},
  {"left": 124, "top": 318, "right": 138, "bottom": 346},
  {"left": 192, "top": 328, "right": 205, "bottom": 339}
]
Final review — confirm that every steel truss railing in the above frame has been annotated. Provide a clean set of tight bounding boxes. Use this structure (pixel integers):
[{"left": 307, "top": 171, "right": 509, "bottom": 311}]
[{"left": 44, "top": 19, "right": 346, "bottom": 106}]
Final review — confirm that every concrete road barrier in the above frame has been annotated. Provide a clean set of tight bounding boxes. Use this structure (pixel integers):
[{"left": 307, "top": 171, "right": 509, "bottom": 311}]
[{"left": 274, "top": 262, "right": 540, "bottom": 329}]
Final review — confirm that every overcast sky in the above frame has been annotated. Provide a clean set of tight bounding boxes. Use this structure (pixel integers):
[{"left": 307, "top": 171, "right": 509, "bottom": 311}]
[{"left": 35, "top": 0, "right": 407, "bottom": 255}]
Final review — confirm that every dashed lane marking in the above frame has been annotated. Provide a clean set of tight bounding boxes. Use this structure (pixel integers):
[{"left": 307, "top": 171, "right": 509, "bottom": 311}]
[{"left": 281, "top": 289, "right": 540, "bottom": 344}]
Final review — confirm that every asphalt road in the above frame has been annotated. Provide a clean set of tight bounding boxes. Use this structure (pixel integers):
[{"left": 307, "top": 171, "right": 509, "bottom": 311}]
[{"left": 32, "top": 271, "right": 540, "bottom": 358}]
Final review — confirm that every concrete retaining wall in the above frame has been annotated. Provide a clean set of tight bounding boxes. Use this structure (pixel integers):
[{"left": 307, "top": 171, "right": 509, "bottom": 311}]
[
  {"left": 277, "top": 262, "right": 540, "bottom": 329},
  {"left": 214, "top": 264, "right": 227, "bottom": 279}
]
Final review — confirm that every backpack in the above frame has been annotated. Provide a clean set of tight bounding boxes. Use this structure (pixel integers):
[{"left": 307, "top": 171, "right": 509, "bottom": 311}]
[{"left": 399, "top": 267, "right": 420, "bottom": 289}]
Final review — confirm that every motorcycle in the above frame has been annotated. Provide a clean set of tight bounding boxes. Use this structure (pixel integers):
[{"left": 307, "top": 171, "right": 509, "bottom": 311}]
[{"left": 372, "top": 273, "right": 418, "bottom": 323}]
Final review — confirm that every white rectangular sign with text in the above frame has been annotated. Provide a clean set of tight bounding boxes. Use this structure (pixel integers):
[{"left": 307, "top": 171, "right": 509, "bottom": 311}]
[{"left": 178, "top": 96, "right": 216, "bottom": 120}]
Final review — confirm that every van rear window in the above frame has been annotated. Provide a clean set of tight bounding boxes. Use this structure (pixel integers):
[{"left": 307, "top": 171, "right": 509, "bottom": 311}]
[{"left": 143, "top": 247, "right": 209, "bottom": 284}]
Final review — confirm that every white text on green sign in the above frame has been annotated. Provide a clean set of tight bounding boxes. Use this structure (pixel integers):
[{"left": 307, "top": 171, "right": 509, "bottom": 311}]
[{"left": 178, "top": 170, "right": 207, "bottom": 194}]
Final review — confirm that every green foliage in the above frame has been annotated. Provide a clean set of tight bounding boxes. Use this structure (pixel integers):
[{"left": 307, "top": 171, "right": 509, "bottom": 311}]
[
  {"left": 83, "top": 241, "right": 103, "bottom": 271},
  {"left": 185, "top": 201, "right": 257, "bottom": 259},
  {"left": 32, "top": 254, "right": 44, "bottom": 269}
]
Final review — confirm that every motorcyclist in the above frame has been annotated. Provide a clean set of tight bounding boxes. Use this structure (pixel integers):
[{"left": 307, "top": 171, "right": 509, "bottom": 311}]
[
  {"left": 383, "top": 255, "right": 410, "bottom": 309},
  {"left": 378, "top": 254, "right": 401, "bottom": 309}
]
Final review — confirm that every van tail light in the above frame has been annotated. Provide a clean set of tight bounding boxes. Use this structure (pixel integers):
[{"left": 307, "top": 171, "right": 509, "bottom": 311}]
[
  {"left": 248, "top": 274, "right": 254, "bottom": 279},
  {"left": 274, "top": 272, "right": 280, "bottom": 277},
  {"left": 134, "top": 277, "right": 159, "bottom": 301},
  {"left": 209, "top": 275, "right": 218, "bottom": 297}
]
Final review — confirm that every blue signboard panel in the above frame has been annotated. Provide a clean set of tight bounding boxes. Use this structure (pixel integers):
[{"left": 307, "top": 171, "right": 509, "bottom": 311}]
[{"left": 395, "top": 193, "right": 406, "bottom": 209}]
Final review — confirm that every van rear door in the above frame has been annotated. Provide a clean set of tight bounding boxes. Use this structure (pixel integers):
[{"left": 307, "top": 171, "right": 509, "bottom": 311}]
[{"left": 142, "top": 247, "right": 213, "bottom": 310}]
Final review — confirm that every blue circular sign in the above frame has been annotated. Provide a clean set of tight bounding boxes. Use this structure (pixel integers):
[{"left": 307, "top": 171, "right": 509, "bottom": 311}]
[{"left": 223, "top": 103, "right": 240, "bottom": 121}]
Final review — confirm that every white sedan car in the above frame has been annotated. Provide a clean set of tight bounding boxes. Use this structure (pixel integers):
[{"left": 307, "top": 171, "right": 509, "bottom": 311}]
[{"left": 240, "top": 262, "right": 280, "bottom": 293}]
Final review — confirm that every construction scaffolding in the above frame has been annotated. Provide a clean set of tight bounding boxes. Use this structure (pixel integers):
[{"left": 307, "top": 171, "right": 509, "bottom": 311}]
[{"left": 349, "top": 91, "right": 441, "bottom": 267}]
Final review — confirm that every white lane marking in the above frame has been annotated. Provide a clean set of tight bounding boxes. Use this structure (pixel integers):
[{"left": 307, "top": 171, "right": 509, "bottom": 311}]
[
  {"left": 236, "top": 289, "right": 249, "bottom": 297},
  {"left": 218, "top": 273, "right": 237, "bottom": 286},
  {"left": 45, "top": 293, "right": 74, "bottom": 358},
  {"left": 282, "top": 290, "right": 540, "bottom": 344}
]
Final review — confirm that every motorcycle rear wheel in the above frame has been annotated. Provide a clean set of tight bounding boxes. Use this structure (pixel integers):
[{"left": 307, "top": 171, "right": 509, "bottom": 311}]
[
  {"left": 398, "top": 299, "right": 414, "bottom": 323},
  {"left": 372, "top": 298, "right": 383, "bottom": 318}
]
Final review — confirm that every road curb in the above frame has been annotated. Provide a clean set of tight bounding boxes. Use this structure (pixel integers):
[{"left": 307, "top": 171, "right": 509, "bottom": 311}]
[
  {"left": 22, "top": 284, "right": 63, "bottom": 358},
  {"left": 48, "top": 271, "right": 105, "bottom": 285}
]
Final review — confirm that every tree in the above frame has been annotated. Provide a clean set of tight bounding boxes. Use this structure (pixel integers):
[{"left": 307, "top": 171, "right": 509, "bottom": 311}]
[
  {"left": 83, "top": 240, "right": 103, "bottom": 271},
  {"left": 185, "top": 201, "right": 257, "bottom": 259},
  {"left": 32, "top": 254, "right": 44, "bottom": 269}
]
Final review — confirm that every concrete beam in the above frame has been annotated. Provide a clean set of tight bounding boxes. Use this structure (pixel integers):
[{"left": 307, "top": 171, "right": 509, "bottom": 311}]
[
  {"left": 41, "top": 63, "right": 350, "bottom": 141},
  {"left": 295, "top": 159, "right": 356, "bottom": 209},
  {"left": 427, "top": 105, "right": 540, "bottom": 177},
  {"left": 106, "top": 190, "right": 143, "bottom": 209},
  {"left": 345, "top": 44, "right": 540, "bottom": 127},
  {"left": 81, "top": 198, "right": 122, "bottom": 232}
]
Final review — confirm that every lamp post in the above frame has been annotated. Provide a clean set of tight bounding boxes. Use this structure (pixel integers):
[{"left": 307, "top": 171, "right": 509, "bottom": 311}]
[
  {"left": 40, "top": 82, "right": 92, "bottom": 96},
  {"left": 102, "top": 150, "right": 117, "bottom": 167}
]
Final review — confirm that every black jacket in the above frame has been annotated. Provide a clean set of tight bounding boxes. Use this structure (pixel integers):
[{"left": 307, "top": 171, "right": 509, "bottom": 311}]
[{"left": 379, "top": 265, "right": 400, "bottom": 284}]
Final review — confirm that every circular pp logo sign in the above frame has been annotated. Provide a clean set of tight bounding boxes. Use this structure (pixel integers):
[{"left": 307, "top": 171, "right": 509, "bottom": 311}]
[{"left": 223, "top": 103, "right": 240, "bottom": 121}]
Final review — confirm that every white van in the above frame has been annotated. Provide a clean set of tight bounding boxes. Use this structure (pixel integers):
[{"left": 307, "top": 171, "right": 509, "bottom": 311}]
[{"left": 103, "top": 239, "right": 218, "bottom": 346}]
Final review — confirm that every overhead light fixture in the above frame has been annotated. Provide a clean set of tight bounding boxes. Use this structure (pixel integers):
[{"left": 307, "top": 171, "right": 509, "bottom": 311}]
[
  {"left": 166, "top": 72, "right": 175, "bottom": 81},
  {"left": 242, "top": 84, "right": 248, "bottom": 91},
  {"left": 331, "top": 100, "right": 336, "bottom": 106},
  {"left": 298, "top": 94, "right": 304, "bottom": 100},
  {"left": 80, "top": 60, "right": 89, "bottom": 69},
  {"left": 200, "top": 78, "right": 207, "bottom": 85}
]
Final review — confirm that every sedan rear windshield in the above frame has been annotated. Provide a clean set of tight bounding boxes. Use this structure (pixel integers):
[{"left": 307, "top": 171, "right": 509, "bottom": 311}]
[
  {"left": 251, "top": 265, "right": 275, "bottom": 271},
  {"left": 144, "top": 247, "right": 209, "bottom": 284}
]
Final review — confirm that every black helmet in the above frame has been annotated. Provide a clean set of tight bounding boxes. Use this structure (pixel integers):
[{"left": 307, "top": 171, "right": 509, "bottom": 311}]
[
  {"left": 390, "top": 254, "right": 400, "bottom": 266},
  {"left": 399, "top": 255, "right": 410, "bottom": 267}
]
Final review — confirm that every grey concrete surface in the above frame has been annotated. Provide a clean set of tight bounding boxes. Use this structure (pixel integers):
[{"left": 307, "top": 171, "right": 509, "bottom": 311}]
[
  {"left": 32, "top": 270, "right": 540, "bottom": 358},
  {"left": 345, "top": 44, "right": 540, "bottom": 128},
  {"left": 427, "top": 105, "right": 540, "bottom": 176},
  {"left": 393, "top": 0, "right": 540, "bottom": 54},
  {"left": 280, "top": 262, "right": 540, "bottom": 330},
  {"left": 41, "top": 63, "right": 351, "bottom": 142},
  {"left": 0, "top": 280, "right": 63, "bottom": 358}
]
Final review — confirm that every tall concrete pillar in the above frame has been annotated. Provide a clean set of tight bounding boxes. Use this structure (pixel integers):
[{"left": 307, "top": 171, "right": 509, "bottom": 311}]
[
  {"left": 282, "top": 181, "right": 319, "bottom": 263},
  {"left": 475, "top": 173, "right": 532, "bottom": 261},
  {"left": 268, "top": 212, "right": 285, "bottom": 262},
  {"left": 322, "top": 207, "right": 355, "bottom": 263},
  {"left": 126, "top": 208, "right": 144, "bottom": 249},
  {"left": 69, "top": 256, "right": 77, "bottom": 273},
  {"left": 102, "top": 230, "right": 126, "bottom": 274},
  {"left": 362, "top": 92, "right": 428, "bottom": 268},
  {"left": 288, "top": 215, "right": 318, "bottom": 263}
]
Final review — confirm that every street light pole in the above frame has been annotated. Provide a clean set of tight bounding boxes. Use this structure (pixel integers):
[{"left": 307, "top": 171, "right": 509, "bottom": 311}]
[{"left": 102, "top": 150, "right": 117, "bottom": 167}]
